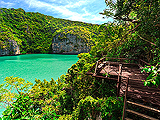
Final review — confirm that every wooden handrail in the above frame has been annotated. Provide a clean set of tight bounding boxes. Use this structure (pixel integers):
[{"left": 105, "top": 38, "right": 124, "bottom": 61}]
[
  {"left": 139, "top": 59, "right": 151, "bottom": 66},
  {"left": 98, "top": 57, "right": 106, "bottom": 62},
  {"left": 97, "top": 57, "right": 151, "bottom": 67},
  {"left": 106, "top": 57, "right": 151, "bottom": 67},
  {"left": 94, "top": 61, "right": 99, "bottom": 74},
  {"left": 122, "top": 77, "right": 129, "bottom": 120},
  {"left": 117, "top": 64, "right": 122, "bottom": 97},
  {"left": 106, "top": 57, "right": 137, "bottom": 61},
  {"left": 86, "top": 57, "right": 152, "bottom": 79}
]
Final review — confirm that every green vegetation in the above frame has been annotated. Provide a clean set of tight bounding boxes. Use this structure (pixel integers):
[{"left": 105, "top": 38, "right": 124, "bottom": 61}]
[
  {"left": 100, "top": 0, "right": 160, "bottom": 87},
  {"left": 0, "top": 0, "right": 159, "bottom": 119},
  {"left": 0, "top": 8, "right": 99, "bottom": 54},
  {"left": 0, "top": 55, "right": 123, "bottom": 119},
  {"left": 141, "top": 63, "right": 160, "bottom": 87}
]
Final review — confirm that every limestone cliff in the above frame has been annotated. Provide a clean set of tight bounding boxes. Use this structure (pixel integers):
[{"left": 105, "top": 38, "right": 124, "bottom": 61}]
[
  {"left": 0, "top": 40, "right": 20, "bottom": 56},
  {"left": 52, "top": 33, "right": 90, "bottom": 54}
]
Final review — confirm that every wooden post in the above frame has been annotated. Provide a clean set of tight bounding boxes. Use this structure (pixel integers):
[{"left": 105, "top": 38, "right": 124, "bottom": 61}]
[
  {"left": 122, "top": 77, "right": 129, "bottom": 120},
  {"left": 117, "top": 64, "right": 122, "bottom": 97},
  {"left": 94, "top": 61, "right": 99, "bottom": 75},
  {"left": 117, "top": 76, "right": 121, "bottom": 97}
]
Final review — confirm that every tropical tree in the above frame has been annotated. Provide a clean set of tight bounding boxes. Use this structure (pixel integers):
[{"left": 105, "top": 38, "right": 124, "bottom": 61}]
[{"left": 100, "top": 0, "right": 160, "bottom": 86}]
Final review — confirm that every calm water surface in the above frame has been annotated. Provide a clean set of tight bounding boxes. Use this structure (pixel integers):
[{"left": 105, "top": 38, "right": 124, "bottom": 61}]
[
  {"left": 0, "top": 54, "right": 78, "bottom": 116},
  {"left": 0, "top": 54, "right": 78, "bottom": 83}
]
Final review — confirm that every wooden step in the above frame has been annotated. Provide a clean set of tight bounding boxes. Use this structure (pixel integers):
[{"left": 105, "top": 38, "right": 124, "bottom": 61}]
[
  {"left": 127, "top": 92, "right": 160, "bottom": 100},
  {"left": 127, "top": 101, "right": 160, "bottom": 113},
  {"left": 126, "top": 94, "right": 160, "bottom": 107},
  {"left": 126, "top": 109, "right": 159, "bottom": 120},
  {"left": 125, "top": 118, "right": 133, "bottom": 120},
  {"left": 128, "top": 86, "right": 160, "bottom": 93}
]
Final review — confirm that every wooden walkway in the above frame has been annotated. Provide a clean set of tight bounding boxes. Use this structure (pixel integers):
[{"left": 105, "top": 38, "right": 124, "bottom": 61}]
[
  {"left": 86, "top": 57, "right": 160, "bottom": 119},
  {"left": 86, "top": 57, "right": 160, "bottom": 107}
]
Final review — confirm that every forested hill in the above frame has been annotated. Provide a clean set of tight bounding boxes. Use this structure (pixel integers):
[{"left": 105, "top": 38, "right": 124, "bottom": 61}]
[{"left": 0, "top": 8, "right": 99, "bottom": 54}]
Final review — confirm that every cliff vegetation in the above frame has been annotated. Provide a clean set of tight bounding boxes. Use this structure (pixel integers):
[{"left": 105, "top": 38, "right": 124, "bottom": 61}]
[{"left": 0, "top": 8, "right": 99, "bottom": 54}]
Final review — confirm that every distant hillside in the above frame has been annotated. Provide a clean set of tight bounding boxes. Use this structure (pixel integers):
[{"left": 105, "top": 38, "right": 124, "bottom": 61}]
[{"left": 0, "top": 8, "right": 100, "bottom": 55}]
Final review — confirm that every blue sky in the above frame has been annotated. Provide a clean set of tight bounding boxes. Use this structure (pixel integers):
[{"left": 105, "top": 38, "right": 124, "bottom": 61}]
[{"left": 0, "top": 0, "right": 113, "bottom": 24}]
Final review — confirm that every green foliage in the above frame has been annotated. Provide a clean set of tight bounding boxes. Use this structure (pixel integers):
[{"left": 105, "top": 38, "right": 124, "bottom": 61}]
[
  {"left": 71, "top": 96, "right": 123, "bottom": 120},
  {"left": 1, "top": 1, "right": 159, "bottom": 118},
  {"left": 90, "top": 23, "right": 125, "bottom": 57},
  {"left": 0, "top": 76, "right": 33, "bottom": 108},
  {"left": 99, "top": 0, "right": 159, "bottom": 63},
  {"left": 0, "top": 53, "right": 123, "bottom": 119},
  {"left": 142, "top": 62, "right": 160, "bottom": 87},
  {"left": 3, "top": 1, "right": 160, "bottom": 118},
  {"left": 28, "top": 77, "right": 72, "bottom": 118},
  {"left": 72, "top": 96, "right": 101, "bottom": 120},
  {"left": 64, "top": 53, "right": 96, "bottom": 109},
  {"left": 62, "top": 53, "right": 122, "bottom": 119},
  {"left": 0, "top": 77, "right": 65, "bottom": 119},
  {"left": 2, "top": 94, "right": 35, "bottom": 120},
  {"left": 0, "top": 8, "right": 99, "bottom": 54},
  {"left": 0, "top": 77, "right": 35, "bottom": 119},
  {"left": 53, "top": 26, "right": 98, "bottom": 46},
  {"left": 1, "top": 93, "right": 60, "bottom": 120},
  {"left": 100, "top": 97, "right": 123, "bottom": 120},
  {"left": 97, "top": 1, "right": 160, "bottom": 89},
  {"left": 58, "top": 114, "right": 72, "bottom": 120}
]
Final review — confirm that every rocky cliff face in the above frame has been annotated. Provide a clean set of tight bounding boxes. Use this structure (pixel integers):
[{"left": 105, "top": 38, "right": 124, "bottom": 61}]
[
  {"left": 52, "top": 33, "right": 90, "bottom": 54},
  {"left": 0, "top": 40, "right": 20, "bottom": 56},
  {"left": 0, "top": 34, "right": 89, "bottom": 55}
]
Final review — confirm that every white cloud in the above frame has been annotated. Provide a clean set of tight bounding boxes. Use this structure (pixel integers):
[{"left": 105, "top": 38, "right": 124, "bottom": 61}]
[
  {"left": 65, "top": 0, "right": 88, "bottom": 8},
  {"left": 82, "top": 8, "right": 91, "bottom": 16},
  {"left": 24, "top": 0, "right": 109, "bottom": 24},
  {"left": 0, "top": 1, "right": 15, "bottom": 7},
  {"left": 46, "top": 0, "right": 56, "bottom": 2},
  {"left": 27, "top": 0, "right": 51, "bottom": 8}
]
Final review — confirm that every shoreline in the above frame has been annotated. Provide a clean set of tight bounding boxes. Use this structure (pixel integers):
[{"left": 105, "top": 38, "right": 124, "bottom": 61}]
[{"left": 0, "top": 52, "right": 83, "bottom": 57}]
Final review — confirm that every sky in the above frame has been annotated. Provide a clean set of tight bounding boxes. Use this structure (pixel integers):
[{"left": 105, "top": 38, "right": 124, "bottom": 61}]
[{"left": 0, "top": 0, "right": 113, "bottom": 24}]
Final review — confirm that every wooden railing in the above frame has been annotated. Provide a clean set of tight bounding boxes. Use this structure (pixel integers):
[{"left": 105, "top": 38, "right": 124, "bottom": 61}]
[
  {"left": 86, "top": 57, "right": 152, "bottom": 80},
  {"left": 122, "top": 77, "right": 129, "bottom": 120},
  {"left": 122, "top": 77, "right": 160, "bottom": 120},
  {"left": 86, "top": 57, "right": 152, "bottom": 98},
  {"left": 86, "top": 57, "right": 159, "bottom": 119},
  {"left": 105, "top": 57, "right": 152, "bottom": 68},
  {"left": 139, "top": 59, "right": 151, "bottom": 67}
]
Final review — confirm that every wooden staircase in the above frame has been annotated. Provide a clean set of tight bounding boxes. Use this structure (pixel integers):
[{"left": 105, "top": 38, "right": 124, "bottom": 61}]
[
  {"left": 122, "top": 78, "right": 160, "bottom": 120},
  {"left": 86, "top": 57, "right": 160, "bottom": 119},
  {"left": 125, "top": 101, "right": 160, "bottom": 120}
]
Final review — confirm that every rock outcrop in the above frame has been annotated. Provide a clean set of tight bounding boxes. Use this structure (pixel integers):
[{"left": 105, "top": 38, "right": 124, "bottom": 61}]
[
  {"left": 0, "top": 40, "right": 20, "bottom": 56},
  {"left": 0, "top": 34, "right": 89, "bottom": 55},
  {"left": 52, "top": 34, "right": 90, "bottom": 54}
]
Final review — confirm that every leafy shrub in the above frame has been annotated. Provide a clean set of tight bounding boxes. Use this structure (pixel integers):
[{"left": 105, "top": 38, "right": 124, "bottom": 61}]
[
  {"left": 141, "top": 62, "right": 160, "bottom": 87},
  {"left": 71, "top": 96, "right": 123, "bottom": 120}
]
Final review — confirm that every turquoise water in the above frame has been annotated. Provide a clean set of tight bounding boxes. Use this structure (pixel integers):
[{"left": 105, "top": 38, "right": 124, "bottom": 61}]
[
  {"left": 0, "top": 54, "right": 78, "bottom": 83},
  {"left": 0, "top": 54, "right": 78, "bottom": 116}
]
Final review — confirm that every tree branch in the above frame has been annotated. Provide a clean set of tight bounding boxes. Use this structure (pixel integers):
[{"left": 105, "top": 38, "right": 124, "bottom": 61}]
[
  {"left": 121, "top": 24, "right": 141, "bottom": 40},
  {"left": 15, "top": 86, "right": 22, "bottom": 95},
  {"left": 118, "top": 24, "right": 157, "bottom": 47},
  {"left": 136, "top": 34, "right": 157, "bottom": 46},
  {"left": 116, "top": 24, "right": 141, "bottom": 46},
  {"left": 115, "top": 16, "right": 140, "bottom": 23},
  {"left": 1, "top": 101, "right": 13, "bottom": 107}
]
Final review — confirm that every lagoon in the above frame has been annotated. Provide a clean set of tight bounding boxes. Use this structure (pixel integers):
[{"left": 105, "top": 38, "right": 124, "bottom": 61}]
[
  {"left": 0, "top": 54, "right": 78, "bottom": 84},
  {"left": 0, "top": 54, "right": 78, "bottom": 116}
]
